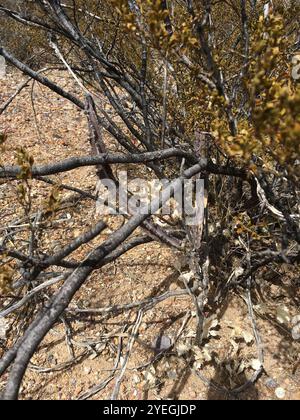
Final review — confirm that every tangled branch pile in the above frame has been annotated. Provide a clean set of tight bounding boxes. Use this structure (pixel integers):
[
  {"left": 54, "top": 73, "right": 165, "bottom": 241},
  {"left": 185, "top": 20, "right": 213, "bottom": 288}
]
[{"left": 0, "top": 0, "right": 299, "bottom": 400}]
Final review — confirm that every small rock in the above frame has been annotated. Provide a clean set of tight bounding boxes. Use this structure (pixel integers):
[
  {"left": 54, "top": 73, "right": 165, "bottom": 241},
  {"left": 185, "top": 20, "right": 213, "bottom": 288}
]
[
  {"left": 291, "top": 315, "right": 300, "bottom": 340},
  {"left": 152, "top": 335, "right": 172, "bottom": 352},
  {"left": 265, "top": 377, "right": 278, "bottom": 389},
  {"left": 275, "top": 387, "right": 286, "bottom": 399}
]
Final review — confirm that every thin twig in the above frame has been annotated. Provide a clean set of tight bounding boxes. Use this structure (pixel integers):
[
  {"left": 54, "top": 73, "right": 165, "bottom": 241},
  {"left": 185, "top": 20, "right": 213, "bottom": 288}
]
[{"left": 111, "top": 310, "right": 144, "bottom": 400}]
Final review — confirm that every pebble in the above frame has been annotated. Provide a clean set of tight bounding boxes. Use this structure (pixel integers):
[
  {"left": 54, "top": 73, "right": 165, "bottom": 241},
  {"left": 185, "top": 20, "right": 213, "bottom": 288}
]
[
  {"left": 275, "top": 387, "right": 286, "bottom": 399},
  {"left": 265, "top": 377, "right": 278, "bottom": 389}
]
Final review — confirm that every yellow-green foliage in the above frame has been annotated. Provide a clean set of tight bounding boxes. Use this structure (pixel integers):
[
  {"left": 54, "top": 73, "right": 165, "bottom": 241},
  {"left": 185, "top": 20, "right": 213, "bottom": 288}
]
[
  {"left": 44, "top": 184, "right": 62, "bottom": 217},
  {"left": 2, "top": 1, "right": 299, "bottom": 180},
  {"left": 215, "top": 12, "right": 300, "bottom": 179},
  {"left": 0, "top": 263, "right": 13, "bottom": 295}
]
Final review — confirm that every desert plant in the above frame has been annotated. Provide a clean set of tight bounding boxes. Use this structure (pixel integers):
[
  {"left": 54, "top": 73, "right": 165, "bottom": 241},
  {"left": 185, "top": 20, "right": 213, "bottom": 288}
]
[{"left": 0, "top": 0, "right": 299, "bottom": 400}]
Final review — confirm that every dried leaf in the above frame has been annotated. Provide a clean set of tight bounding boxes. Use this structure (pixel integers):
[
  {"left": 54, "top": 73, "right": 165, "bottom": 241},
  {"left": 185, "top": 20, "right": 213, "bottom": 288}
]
[
  {"left": 192, "top": 346, "right": 204, "bottom": 361},
  {"left": 276, "top": 306, "right": 290, "bottom": 324},
  {"left": 202, "top": 346, "right": 212, "bottom": 362},
  {"left": 237, "top": 360, "right": 247, "bottom": 375},
  {"left": 251, "top": 359, "right": 262, "bottom": 371},
  {"left": 144, "top": 370, "right": 156, "bottom": 386},
  {"left": 0, "top": 318, "right": 8, "bottom": 340},
  {"left": 142, "top": 365, "right": 157, "bottom": 388},
  {"left": 133, "top": 374, "right": 141, "bottom": 384},
  {"left": 254, "top": 303, "right": 269, "bottom": 315},
  {"left": 178, "top": 271, "right": 194, "bottom": 284},
  {"left": 229, "top": 339, "right": 240, "bottom": 356},
  {"left": 193, "top": 360, "right": 203, "bottom": 370},
  {"left": 242, "top": 331, "right": 254, "bottom": 344},
  {"left": 202, "top": 316, "right": 219, "bottom": 340},
  {"left": 176, "top": 343, "right": 191, "bottom": 356}
]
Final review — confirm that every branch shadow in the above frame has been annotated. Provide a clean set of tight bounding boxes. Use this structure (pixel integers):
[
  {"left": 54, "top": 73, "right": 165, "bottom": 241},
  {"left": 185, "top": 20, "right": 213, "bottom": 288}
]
[{"left": 206, "top": 360, "right": 259, "bottom": 400}]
